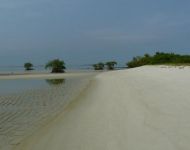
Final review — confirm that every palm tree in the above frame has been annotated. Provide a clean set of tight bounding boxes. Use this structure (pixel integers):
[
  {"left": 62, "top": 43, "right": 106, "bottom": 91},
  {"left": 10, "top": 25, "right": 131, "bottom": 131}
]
[
  {"left": 93, "top": 62, "right": 105, "bottom": 70},
  {"left": 105, "top": 61, "right": 117, "bottom": 70},
  {"left": 45, "top": 59, "right": 66, "bottom": 73},
  {"left": 24, "top": 62, "right": 34, "bottom": 71}
]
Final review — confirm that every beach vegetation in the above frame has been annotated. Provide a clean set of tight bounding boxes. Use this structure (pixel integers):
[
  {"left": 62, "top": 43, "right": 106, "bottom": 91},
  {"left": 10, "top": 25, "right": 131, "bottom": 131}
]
[
  {"left": 45, "top": 59, "right": 66, "bottom": 73},
  {"left": 93, "top": 62, "right": 105, "bottom": 70},
  {"left": 127, "top": 52, "right": 190, "bottom": 68},
  {"left": 105, "top": 61, "right": 117, "bottom": 70},
  {"left": 24, "top": 62, "right": 34, "bottom": 71}
]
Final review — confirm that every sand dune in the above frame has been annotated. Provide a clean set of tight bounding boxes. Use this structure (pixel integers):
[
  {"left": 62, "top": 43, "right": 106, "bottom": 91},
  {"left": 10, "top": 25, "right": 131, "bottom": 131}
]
[{"left": 15, "top": 66, "right": 190, "bottom": 150}]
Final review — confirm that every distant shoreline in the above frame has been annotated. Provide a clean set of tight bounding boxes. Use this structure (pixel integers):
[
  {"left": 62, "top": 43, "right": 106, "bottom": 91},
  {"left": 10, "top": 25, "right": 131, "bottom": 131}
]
[
  {"left": 0, "top": 71, "right": 98, "bottom": 80},
  {"left": 0, "top": 71, "right": 48, "bottom": 76},
  {"left": 0, "top": 65, "right": 189, "bottom": 79}
]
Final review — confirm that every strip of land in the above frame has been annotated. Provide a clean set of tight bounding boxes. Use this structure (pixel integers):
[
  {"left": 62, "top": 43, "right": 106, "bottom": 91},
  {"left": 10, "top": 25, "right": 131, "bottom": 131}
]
[
  {"left": 0, "top": 72, "right": 96, "bottom": 80},
  {"left": 15, "top": 66, "right": 190, "bottom": 150}
]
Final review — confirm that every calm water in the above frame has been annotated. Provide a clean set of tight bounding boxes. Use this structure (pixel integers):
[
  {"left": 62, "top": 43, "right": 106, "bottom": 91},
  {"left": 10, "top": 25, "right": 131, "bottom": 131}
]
[
  {"left": 0, "top": 73, "right": 95, "bottom": 150},
  {"left": 0, "top": 79, "right": 50, "bottom": 95},
  {"left": 0, "top": 66, "right": 46, "bottom": 74}
]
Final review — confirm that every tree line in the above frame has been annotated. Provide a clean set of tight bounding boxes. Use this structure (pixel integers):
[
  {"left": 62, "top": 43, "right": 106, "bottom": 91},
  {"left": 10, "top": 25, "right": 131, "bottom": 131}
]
[
  {"left": 127, "top": 52, "right": 190, "bottom": 68},
  {"left": 24, "top": 60, "right": 118, "bottom": 73},
  {"left": 93, "top": 61, "right": 117, "bottom": 70},
  {"left": 24, "top": 52, "right": 190, "bottom": 73}
]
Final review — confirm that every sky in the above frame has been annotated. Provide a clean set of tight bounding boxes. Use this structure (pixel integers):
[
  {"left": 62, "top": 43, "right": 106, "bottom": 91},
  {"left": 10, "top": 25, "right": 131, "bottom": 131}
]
[{"left": 0, "top": 0, "right": 190, "bottom": 67}]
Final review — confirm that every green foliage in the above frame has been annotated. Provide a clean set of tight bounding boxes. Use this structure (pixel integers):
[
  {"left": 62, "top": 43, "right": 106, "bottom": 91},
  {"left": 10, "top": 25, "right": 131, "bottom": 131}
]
[
  {"left": 24, "top": 62, "right": 34, "bottom": 71},
  {"left": 92, "top": 61, "right": 118, "bottom": 70},
  {"left": 105, "top": 61, "right": 117, "bottom": 70},
  {"left": 45, "top": 59, "right": 66, "bottom": 73},
  {"left": 93, "top": 62, "right": 105, "bottom": 70},
  {"left": 127, "top": 52, "right": 190, "bottom": 68}
]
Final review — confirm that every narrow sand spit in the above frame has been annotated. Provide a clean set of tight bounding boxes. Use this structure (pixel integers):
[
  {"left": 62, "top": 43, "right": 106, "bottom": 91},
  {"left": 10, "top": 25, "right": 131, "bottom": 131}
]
[
  {"left": 0, "top": 72, "right": 94, "bottom": 80},
  {"left": 15, "top": 66, "right": 190, "bottom": 150}
]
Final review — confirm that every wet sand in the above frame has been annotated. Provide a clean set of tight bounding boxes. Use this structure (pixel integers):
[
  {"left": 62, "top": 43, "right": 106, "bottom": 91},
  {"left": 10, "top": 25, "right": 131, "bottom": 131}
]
[{"left": 14, "top": 66, "right": 190, "bottom": 150}]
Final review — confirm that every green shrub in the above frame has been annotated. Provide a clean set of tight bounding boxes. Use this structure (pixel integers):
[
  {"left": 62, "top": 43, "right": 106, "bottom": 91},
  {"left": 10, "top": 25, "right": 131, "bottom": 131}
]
[
  {"left": 127, "top": 52, "right": 190, "bottom": 68},
  {"left": 93, "top": 62, "right": 105, "bottom": 70},
  {"left": 45, "top": 59, "right": 66, "bottom": 73},
  {"left": 105, "top": 61, "right": 117, "bottom": 70},
  {"left": 24, "top": 62, "right": 34, "bottom": 71}
]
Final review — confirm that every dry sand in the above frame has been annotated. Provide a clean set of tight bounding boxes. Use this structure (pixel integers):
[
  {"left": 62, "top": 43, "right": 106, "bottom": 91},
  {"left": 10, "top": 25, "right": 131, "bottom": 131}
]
[{"left": 15, "top": 66, "right": 190, "bottom": 150}]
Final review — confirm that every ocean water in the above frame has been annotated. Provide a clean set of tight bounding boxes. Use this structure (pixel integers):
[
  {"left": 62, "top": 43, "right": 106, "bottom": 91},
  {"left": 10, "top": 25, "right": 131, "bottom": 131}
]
[{"left": 0, "top": 73, "right": 95, "bottom": 150}]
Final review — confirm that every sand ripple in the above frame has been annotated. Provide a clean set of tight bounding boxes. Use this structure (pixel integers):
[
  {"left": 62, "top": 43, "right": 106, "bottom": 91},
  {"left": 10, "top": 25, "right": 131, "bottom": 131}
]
[{"left": 0, "top": 77, "right": 91, "bottom": 150}]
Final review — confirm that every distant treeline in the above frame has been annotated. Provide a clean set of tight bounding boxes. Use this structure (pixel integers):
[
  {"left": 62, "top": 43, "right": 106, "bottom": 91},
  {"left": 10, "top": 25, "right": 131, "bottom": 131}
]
[
  {"left": 127, "top": 52, "right": 190, "bottom": 68},
  {"left": 23, "top": 52, "right": 190, "bottom": 72},
  {"left": 93, "top": 61, "right": 117, "bottom": 70}
]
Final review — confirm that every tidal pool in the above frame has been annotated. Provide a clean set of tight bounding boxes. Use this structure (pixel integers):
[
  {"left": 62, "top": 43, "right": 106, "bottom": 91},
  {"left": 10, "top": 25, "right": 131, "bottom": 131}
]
[{"left": 0, "top": 74, "right": 94, "bottom": 150}]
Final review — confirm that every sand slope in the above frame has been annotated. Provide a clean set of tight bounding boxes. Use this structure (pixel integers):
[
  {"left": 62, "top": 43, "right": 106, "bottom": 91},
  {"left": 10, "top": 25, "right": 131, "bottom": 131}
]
[{"left": 16, "top": 66, "right": 190, "bottom": 150}]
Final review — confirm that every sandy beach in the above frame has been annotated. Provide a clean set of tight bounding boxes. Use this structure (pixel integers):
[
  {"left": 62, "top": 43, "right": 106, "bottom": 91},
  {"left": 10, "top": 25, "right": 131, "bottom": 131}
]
[
  {"left": 11, "top": 66, "right": 190, "bottom": 150},
  {"left": 0, "top": 71, "right": 96, "bottom": 80}
]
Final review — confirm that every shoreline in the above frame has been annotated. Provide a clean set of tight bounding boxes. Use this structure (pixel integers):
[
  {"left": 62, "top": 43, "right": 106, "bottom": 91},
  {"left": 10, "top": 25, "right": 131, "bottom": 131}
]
[
  {"left": 14, "top": 66, "right": 190, "bottom": 150},
  {"left": 1, "top": 65, "right": 187, "bottom": 80},
  {"left": 0, "top": 71, "right": 97, "bottom": 150},
  {"left": 0, "top": 71, "right": 97, "bottom": 80}
]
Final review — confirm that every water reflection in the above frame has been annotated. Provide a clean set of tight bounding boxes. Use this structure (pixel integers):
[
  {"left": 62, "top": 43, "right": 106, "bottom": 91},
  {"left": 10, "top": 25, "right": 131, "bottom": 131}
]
[{"left": 45, "top": 79, "right": 65, "bottom": 86}]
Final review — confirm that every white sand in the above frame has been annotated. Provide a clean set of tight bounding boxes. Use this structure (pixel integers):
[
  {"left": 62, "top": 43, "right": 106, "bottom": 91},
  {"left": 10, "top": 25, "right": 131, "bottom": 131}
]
[
  {"left": 0, "top": 72, "right": 95, "bottom": 80},
  {"left": 15, "top": 66, "right": 190, "bottom": 150}
]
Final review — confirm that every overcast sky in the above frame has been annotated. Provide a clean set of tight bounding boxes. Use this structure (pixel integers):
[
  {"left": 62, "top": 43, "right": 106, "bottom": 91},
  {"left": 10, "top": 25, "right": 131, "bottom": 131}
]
[{"left": 0, "top": 0, "right": 190, "bottom": 67}]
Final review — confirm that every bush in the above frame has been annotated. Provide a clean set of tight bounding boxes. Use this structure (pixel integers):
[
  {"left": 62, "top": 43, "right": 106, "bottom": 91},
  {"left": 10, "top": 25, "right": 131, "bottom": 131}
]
[
  {"left": 93, "top": 62, "right": 105, "bottom": 70},
  {"left": 127, "top": 52, "right": 190, "bottom": 68},
  {"left": 105, "top": 61, "right": 117, "bottom": 70},
  {"left": 45, "top": 59, "right": 66, "bottom": 73},
  {"left": 24, "top": 62, "right": 34, "bottom": 71}
]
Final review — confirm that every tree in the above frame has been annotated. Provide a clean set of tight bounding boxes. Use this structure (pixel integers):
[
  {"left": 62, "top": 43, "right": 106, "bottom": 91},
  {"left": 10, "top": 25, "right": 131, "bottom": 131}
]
[
  {"left": 105, "top": 61, "right": 117, "bottom": 70},
  {"left": 93, "top": 62, "right": 105, "bottom": 70},
  {"left": 144, "top": 53, "right": 150, "bottom": 58},
  {"left": 45, "top": 59, "right": 66, "bottom": 73},
  {"left": 24, "top": 62, "right": 34, "bottom": 71}
]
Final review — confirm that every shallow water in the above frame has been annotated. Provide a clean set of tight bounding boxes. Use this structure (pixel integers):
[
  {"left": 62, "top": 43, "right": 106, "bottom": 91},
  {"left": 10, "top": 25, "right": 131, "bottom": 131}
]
[
  {"left": 0, "top": 74, "right": 95, "bottom": 150},
  {"left": 0, "top": 79, "right": 50, "bottom": 95}
]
